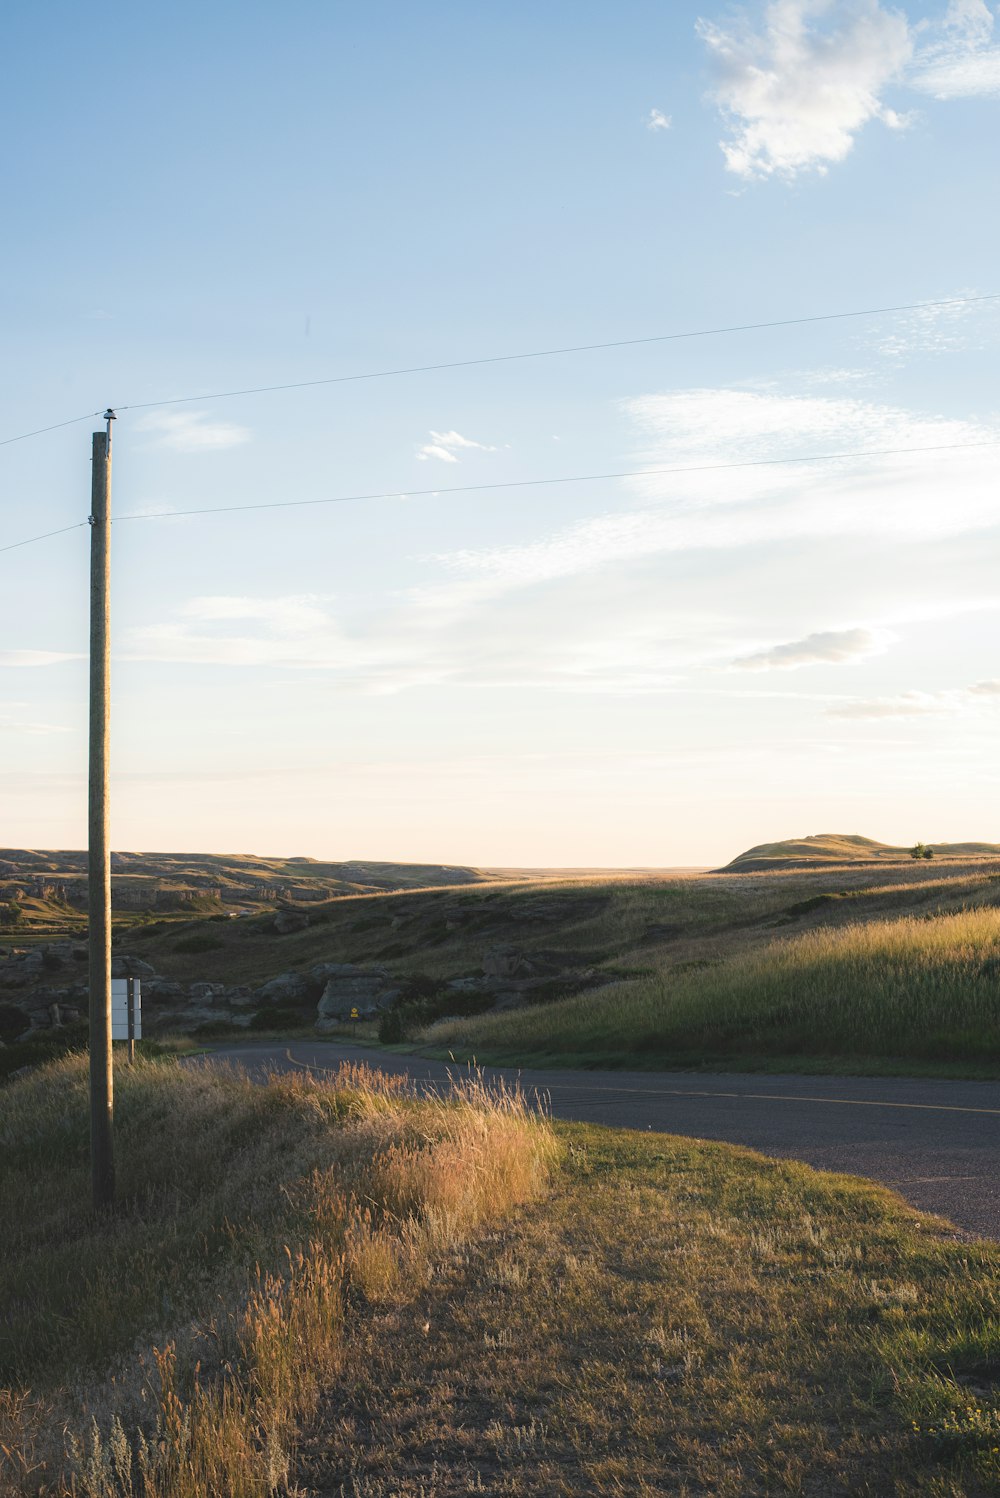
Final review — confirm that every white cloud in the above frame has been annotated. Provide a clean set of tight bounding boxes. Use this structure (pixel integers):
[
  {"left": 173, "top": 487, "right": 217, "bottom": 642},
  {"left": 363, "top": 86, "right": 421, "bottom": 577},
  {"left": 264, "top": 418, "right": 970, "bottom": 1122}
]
[
  {"left": 0, "top": 707, "right": 69, "bottom": 734},
  {"left": 828, "top": 678, "right": 1000, "bottom": 718},
  {"left": 647, "top": 107, "right": 673, "bottom": 130},
  {"left": 428, "top": 387, "right": 1000, "bottom": 607},
  {"left": 827, "top": 690, "right": 947, "bottom": 718},
  {"left": 178, "top": 595, "right": 331, "bottom": 633},
  {"left": 125, "top": 587, "right": 718, "bottom": 697},
  {"left": 137, "top": 410, "right": 251, "bottom": 453},
  {"left": 698, "top": 0, "right": 912, "bottom": 179},
  {"left": 731, "top": 626, "right": 887, "bottom": 669},
  {"left": 417, "top": 430, "right": 498, "bottom": 463},
  {"left": 0, "top": 716, "right": 69, "bottom": 734},
  {"left": 120, "top": 387, "right": 1000, "bottom": 705},
  {"left": 0, "top": 650, "right": 83, "bottom": 668},
  {"left": 912, "top": 0, "right": 1000, "bottom": 97},
  {"left": 866, "top": 294, "right": 992, "bottom": 360}
]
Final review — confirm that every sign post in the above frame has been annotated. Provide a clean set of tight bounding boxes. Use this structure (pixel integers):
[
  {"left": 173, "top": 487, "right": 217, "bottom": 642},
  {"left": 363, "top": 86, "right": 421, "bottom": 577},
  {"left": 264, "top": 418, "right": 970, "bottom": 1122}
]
[{"left": 111, "top": 978, "right": 141, "bottom": 1060}]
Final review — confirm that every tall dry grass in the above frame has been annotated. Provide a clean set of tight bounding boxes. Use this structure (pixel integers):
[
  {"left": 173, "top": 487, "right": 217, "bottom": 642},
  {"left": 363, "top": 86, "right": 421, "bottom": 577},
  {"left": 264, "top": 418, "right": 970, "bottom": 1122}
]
[
  {"left": 0, "top": 1055, "right": 555, "bottom": 1497},
  {"left": 425, "top": 905, "right": 1000, "bottom": 1062}
]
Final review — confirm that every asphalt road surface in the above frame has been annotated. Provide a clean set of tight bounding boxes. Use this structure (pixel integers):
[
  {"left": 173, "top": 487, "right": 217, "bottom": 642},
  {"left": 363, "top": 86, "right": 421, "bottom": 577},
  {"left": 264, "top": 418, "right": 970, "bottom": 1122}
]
[{"left": 203, "top": 1040, "right": 1000, "bottom": 1240}]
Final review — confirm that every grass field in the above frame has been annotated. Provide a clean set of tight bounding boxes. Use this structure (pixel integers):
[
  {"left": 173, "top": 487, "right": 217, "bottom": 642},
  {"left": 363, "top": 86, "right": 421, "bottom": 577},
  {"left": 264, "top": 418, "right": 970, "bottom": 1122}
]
[
  {"left": 0, "top": 1055, "right": 554, "bottom": 1496},
  {"left": 295, "top": 1124, "right": 1000, "bottom": 1495},
  {"left": 7, "top": 853, "right": 1000, "bottom": 1079},
  {"left": 5, "top": 1057, "right": 1000, "bottom": 1495},
  {"left": 425, "top": 903, "right": 1000, "bottom": 1069}
]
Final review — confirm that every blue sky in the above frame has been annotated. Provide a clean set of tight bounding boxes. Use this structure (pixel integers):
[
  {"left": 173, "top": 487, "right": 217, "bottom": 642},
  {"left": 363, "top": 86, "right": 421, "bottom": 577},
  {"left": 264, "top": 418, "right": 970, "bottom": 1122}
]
[{"left": 1, "top": 0, "right": 999, "bottom": 865}]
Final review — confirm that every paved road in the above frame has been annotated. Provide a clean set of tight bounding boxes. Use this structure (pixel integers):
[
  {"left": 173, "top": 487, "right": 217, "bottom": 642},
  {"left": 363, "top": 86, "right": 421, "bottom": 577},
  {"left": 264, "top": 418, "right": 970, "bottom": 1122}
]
[{"left": 204, "top": 1040, "right": 1000, "bottom": 1240}]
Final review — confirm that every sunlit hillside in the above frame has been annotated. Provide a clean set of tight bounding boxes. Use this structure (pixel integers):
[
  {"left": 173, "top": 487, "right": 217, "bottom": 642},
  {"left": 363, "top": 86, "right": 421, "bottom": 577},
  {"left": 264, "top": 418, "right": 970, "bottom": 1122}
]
[{"left": 723, "top": 833, "right": 1000, "bottom": 871}]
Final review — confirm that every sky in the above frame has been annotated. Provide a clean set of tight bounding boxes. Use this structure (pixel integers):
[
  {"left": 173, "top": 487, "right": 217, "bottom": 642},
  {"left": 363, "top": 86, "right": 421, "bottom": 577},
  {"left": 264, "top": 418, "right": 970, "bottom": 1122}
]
[{"left": 1, "top": 0, "right": 999, "bottom": 867}]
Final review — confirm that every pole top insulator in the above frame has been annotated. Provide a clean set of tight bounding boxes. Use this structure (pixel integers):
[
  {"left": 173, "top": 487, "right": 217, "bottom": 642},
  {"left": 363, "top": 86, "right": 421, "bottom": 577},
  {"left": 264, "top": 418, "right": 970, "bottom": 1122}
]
[{"left": 103, "top": 408, "right": 117, "bottom": 422}]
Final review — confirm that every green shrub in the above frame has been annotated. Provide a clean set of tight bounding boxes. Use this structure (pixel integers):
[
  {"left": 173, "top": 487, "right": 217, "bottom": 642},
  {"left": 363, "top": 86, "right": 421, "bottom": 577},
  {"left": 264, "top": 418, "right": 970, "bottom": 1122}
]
[
  {"left": 378, "top": 978, "right": 494, "bottom": 1043},
  {"left": 0, "top": 1021, "right": 89, "bottom": 1084},
  {"left": 248, "top": 1004, "right": 308, "bottom": 1032},
  {"left": 173, "top": 933, "right": 225, "bottom": 955},
  {"left": 0, "top": 1003, "right": 30, "bottom": 1044}
]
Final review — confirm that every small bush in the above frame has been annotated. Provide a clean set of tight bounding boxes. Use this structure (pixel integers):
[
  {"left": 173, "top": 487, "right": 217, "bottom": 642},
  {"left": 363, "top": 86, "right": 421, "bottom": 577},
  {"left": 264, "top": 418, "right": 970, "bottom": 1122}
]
[
  {"left": 0, "top": 1021, "right": 89, "bottom": 1084},
  {"left": 378, "top": 978, "right": 494, "bottom": 1043},
  {"left": 248, "top": 1004, "right": 308, "bottom": 1032},
  {"left": 173, "top": 933, "right": 225, "bottom": 955},
  {"left": 377, "top": 1007, "right": 410, "bottom": 1043},
  {"left": 0, "top": 1004, "right": 30, "bottom": 1044}
]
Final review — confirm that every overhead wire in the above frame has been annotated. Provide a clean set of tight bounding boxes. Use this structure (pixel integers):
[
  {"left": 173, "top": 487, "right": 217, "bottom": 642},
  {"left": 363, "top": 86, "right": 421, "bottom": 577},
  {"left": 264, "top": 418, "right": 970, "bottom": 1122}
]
[
  {"left": 112, "top": 292, "right": 1000, "bottom": 415},
  {"left": 0, "top": 411, "right": 103, "bottom": 449},
  {"left": 115, "top": 436, "right": 1000, "bottom": 524},
  {"left": 0, "top": 521, "right": 89, "bottom": 556},
  {"left": 3, "top": 291, "right": 998, "bottom": 451},
  {"left": 2, "top": 291, "right": 998, "bottom": 550},
  {"left": 3, "top": 436, "right": 997, "bottom": 554}
]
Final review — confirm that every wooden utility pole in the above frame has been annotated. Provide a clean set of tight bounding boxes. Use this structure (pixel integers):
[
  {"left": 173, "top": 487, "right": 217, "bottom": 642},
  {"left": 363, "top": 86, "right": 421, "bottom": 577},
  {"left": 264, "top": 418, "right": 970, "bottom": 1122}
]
[{"left": 89, "top": 412, "right": 115, "bottom": 1209}]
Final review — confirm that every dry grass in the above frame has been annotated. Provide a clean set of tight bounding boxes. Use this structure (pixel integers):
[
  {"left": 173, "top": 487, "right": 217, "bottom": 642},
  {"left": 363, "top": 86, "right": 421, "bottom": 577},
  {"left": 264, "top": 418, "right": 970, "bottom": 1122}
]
[
  {"left": 0, "top": 1055, "right": 555, "bottom": 1496},
  {"left": 294, "top": 1121, "right": 1000, "bottom": 1496},
  {"left": 426, "top": 905, "right": 1000, "bottom": 1066}
]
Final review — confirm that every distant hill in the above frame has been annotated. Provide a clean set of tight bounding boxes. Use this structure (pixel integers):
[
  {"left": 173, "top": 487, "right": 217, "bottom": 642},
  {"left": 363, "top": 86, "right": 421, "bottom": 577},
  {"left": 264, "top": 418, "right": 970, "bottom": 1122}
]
[
  {"left": 0, "top": 848, "right": 490, "bottom": 932},
  {"left": 722, "top": 833, "right": 1000, "bottom": 872}
]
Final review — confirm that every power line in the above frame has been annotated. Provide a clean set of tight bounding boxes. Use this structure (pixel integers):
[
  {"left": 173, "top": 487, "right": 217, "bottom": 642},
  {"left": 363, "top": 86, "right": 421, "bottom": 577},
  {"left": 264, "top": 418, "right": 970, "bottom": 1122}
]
[
  {"left": 113, "top": 293, "right": 1000, "bottom": 416},
  {"left": 2, "top": 292, "right": 998, "bottom": 452},
  {"left": 0, "top": 521, "right": 89, "bottom": 556},
  {"left": 4, "top": 437, "right": 995, "bottom": 551},
  {"left": 0, "top": 411, "right": 103, "bottom": 449},
  {"left": 115, "top": 436, "right": 1000, "bottom": 524}
]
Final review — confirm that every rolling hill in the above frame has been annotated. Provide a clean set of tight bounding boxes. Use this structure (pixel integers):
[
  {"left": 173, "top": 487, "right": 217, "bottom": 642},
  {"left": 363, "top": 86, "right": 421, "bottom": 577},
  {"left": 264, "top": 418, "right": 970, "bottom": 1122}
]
[
  {"left": 722, "top": 833, "right": 1000, "bottom": 872},
  {"left": 0, "top": 848, "right": 491, "bottom": 933}
]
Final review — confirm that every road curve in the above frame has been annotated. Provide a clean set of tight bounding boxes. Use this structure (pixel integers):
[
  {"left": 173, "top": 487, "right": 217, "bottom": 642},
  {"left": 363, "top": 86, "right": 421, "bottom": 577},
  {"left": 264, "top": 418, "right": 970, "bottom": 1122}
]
[{"left": 202, "top": 1040, "right": 1000, "bottom": 1240}]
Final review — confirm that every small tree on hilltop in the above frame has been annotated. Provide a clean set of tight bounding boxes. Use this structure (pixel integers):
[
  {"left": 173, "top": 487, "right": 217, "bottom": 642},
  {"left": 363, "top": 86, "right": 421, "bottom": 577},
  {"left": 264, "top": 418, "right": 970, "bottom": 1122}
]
[{"left": 909, "top": 842, "right": 934, "bottom": 860}]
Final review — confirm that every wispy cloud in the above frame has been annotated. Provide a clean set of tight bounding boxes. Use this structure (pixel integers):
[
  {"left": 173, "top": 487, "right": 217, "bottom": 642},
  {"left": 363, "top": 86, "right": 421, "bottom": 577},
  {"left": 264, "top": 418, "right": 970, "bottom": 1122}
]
[
  {"left": 865, "top": 292, "right": 999, "bottom": 361},
  {"left": 827, "top": 690, "right": 947, "bottom": 719},
  {"left": 0, "top": 710, "right": 69, "bottom": 735},
  {"left": 0, "top": 650, "right": 83, "bottom": 668},
  {"left": 137, "top": 410, "right": 251, "bottom": 453},
  {"left": 828, "top": 678, "right": 1000, "bottom": 718},
  {"left": 428, "top": 388, "right": 1000, "bottom": 606},
  {"left": 125, "top": 588, "right": 715, "bottom": 697},
  {"left": 416, "top": 430, "right": 499, "bottom": 463},
  {"left": 731, "top": 626, "right": 887, "bottom": 670},
  {"left": 647, "top": 107, "right": 673, "bottom": 130},
  {"left": 119, "top": 385, "right": 1000, "bottom": 706},
  {"left": 912, "top": 0, "right": 1000, "bottom": 98},
  {"left": 178, "top": 595, "right": 332, "bottom": 632},
  {"left": 697, "top": 0, "right": 912, "bottom": 180}
]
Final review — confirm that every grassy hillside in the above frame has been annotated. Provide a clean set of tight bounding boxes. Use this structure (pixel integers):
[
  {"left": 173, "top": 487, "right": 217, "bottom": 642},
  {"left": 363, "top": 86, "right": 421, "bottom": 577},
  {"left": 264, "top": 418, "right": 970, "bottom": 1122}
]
[
  {"left": 426, "top": 902, "right": 1000, "bottom": 1068},
  {"left": 724, "top": 832, "right": 1000, "bottom": 871},
  {"left": 8, "top": 854, "right": 1000, "bottom": 1076},
  {"left": 0, "top": 1054, "right": 553, "bottom": 1495},
  {"left": 5, "top": 1055, "right": 1000, "bottom": 1495},
  {"left": 125, "top": 860, "right": 1000, "bottom": 992}
]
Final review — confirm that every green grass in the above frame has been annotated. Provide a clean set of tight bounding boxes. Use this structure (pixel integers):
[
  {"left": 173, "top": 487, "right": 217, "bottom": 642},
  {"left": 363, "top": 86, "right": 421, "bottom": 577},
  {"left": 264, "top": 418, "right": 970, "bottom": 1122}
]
[
  {"left": 6, "top": 860, "right": 993, "bottom": 1078},
  {"left": 6, "top": 1054, "right": 1000, "bottom": 1494},
  {"left": 425, "top": 906, "right": 1000, "bottom": 1067},
  {"left": 293, "top": 1122, "right": 1000, "bottom": 1496}
]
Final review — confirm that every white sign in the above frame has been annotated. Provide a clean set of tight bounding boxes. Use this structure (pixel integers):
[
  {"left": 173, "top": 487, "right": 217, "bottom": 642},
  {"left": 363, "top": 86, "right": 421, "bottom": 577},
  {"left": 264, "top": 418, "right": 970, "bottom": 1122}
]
[{"left": 111, "top": 978, "right": 141, "bottom": 1041}]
